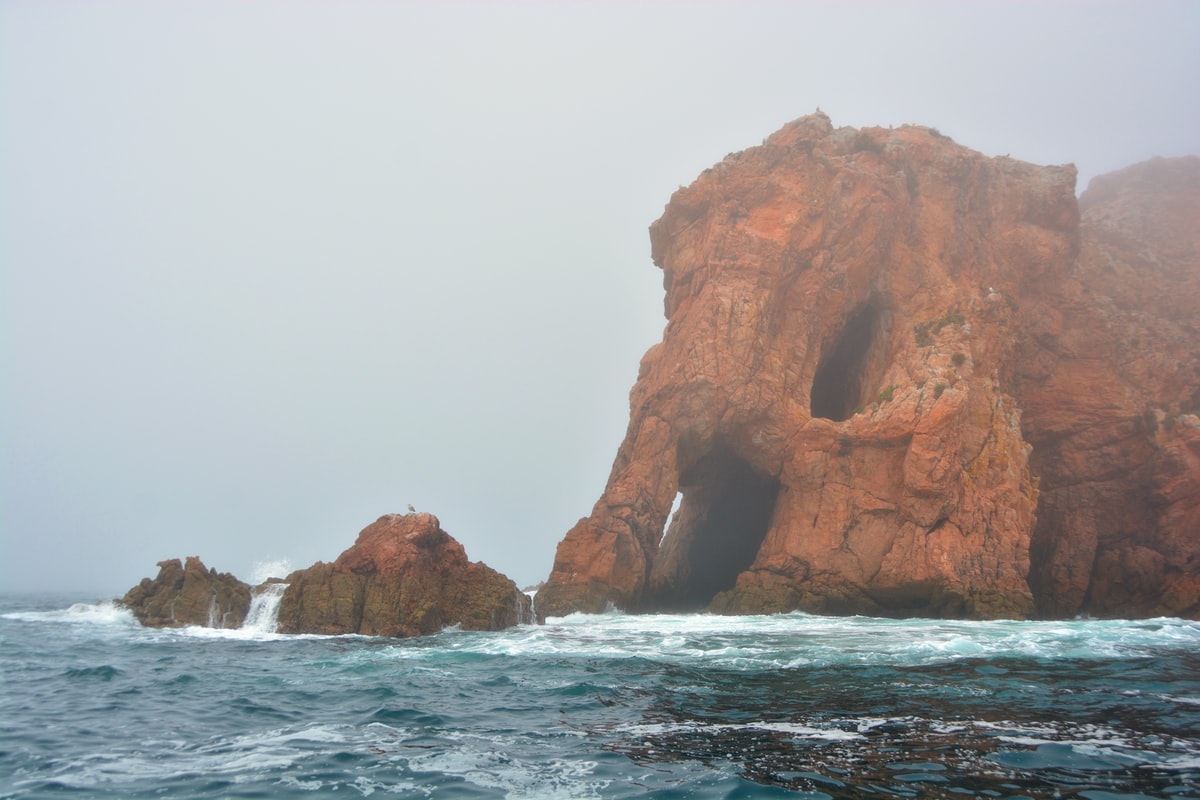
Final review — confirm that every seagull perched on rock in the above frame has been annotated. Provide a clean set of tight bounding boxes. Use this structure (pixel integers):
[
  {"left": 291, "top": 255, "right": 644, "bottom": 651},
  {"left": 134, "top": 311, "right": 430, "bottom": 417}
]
[{"left": 407, "top": 504, "right": 416, "bottom": 513}]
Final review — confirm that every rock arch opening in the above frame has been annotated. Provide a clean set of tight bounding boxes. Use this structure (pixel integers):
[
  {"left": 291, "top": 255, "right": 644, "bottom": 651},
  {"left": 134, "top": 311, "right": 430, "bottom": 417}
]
[
  {"left": 810, "top": 303, "right": 884, "bottom": 421},
  {"left": 651, "top": 446, "right": 780, "bottom": 611}
]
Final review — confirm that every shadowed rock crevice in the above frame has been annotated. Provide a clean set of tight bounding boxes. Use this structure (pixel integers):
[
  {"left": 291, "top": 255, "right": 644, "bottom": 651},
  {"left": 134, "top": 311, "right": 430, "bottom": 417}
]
[
  {"left": 649, "top": 446, "right": 780, "bottom": 611},
  {"left": 810, "top": 303, "right": 885, "bottom": 421}
]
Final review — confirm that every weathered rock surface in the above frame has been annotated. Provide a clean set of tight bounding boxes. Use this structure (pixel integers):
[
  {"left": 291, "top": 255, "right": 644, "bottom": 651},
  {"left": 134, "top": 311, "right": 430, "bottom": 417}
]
[
  {"left": 1018, "top": 157, "right": 1200, "bottom": 618},
  {"left": 539, "top": 114, "right": 1199, "bottom": 620},
  {"left": 276, "top": 513, "right": 533, "bottom": 636},
  {"left": 120, "top": 556, "right": 252, "bottom": 628}
]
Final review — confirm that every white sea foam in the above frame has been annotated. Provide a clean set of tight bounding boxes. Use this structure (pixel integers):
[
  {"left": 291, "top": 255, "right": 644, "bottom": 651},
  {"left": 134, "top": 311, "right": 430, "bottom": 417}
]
[
  {"left": 435, "top": 611, "right": 1200, "bottom": 669},
  {"left": 9, "top": 599, "right": 1198, "bottom": 672},
  {"left": 967, "top": 717, "right": 1200, "bottom": 773},
  {"left": 622, "top": 720, "right": 864, "bottom": 742},
  {"left": 174, "top": 623, "right": 306, "bottom": 642},
  {"left": 403, "top": 731, "right": 610, "bottom": 799},
  {"left": 1, "top": 600, "right": 138, "bottom": 627},
  {"left": 132, "top": 607, "right": 1196, "bottom": 666},
  {"left": 13, "top": 724, "right": 356, "bottom": 790}
]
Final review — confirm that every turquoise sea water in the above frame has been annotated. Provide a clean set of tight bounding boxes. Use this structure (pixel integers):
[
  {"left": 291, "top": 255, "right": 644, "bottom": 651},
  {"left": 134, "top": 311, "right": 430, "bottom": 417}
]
[{"left": 2, "top": 592, "right": 1198, "bottom": 799}]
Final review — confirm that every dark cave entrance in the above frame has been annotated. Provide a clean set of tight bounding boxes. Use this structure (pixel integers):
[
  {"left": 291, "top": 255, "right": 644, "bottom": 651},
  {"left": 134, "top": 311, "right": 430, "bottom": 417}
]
[
  {"left": 810, "top": 304, "right": 883, "bottom": 421},
  {"left": 658, "top": 446, "right": 781, "bottom": 610}
]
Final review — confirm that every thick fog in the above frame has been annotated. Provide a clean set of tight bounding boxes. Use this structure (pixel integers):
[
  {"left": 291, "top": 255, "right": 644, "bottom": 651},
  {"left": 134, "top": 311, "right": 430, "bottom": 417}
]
[{"left": 2, "top": 1, "right": 1197, "bottom": 595}]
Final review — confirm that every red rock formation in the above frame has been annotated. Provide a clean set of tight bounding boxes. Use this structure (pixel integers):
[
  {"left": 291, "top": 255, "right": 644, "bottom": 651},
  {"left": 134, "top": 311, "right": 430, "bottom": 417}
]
[
  {"left": 276, "top": 513, "right": 532, "bottom": 636},
  {"left": 539, "top": 114, "right": 1199, "bottom": 620},
  {"left": 120, "top": 556, "right": 251, "bottom": 628},
  {"left": 1018, "top": 157, "right": 1200, "bottom": 618}
]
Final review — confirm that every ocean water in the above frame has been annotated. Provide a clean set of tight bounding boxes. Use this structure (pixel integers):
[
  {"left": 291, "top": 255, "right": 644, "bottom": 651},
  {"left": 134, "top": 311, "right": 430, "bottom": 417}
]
[{"left": 2, "top": 593, "right": 1198, "bottom": 799}]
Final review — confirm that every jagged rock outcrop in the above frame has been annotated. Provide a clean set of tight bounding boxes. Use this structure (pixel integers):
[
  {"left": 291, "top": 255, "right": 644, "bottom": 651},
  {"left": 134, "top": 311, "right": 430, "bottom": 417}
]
[
  {"left": 276, "top": 513, "right": 533, "bottom": 636},
  {"left": 539, "top": 113, "right": 1199, "bottom": 620},
  {"left": 120, "top": 556, "right": 252, "bottom": 628}
]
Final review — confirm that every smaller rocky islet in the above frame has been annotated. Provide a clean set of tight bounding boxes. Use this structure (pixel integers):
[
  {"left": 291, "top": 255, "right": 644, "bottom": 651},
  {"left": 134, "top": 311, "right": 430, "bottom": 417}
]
[{"left": 120, "top": 513, "right": 532, "bottom": 635}]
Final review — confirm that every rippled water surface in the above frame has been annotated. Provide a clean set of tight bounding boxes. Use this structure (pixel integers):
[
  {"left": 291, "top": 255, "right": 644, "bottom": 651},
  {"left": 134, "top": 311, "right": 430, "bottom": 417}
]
[{"left": 2, "top": 593, "right": 1198, "bottom": 798}]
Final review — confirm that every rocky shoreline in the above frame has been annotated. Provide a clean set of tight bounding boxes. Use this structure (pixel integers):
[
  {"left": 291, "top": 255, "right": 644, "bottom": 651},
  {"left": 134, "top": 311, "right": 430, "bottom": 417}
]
[{"left": 121, "top": 114, "right": 1198, "bottom": 633}]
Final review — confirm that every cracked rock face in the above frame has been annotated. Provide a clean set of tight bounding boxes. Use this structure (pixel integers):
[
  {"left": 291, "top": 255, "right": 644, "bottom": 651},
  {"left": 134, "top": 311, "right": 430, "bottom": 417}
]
[{"left": 539, "top": 114, "right": 1199, "bottom": 620}]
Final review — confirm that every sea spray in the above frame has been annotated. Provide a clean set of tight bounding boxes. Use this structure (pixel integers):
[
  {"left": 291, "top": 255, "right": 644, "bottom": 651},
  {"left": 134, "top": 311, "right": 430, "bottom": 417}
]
[
  {"left": 250, "top": 558, "right": 292, "bottom": 585},
  {"left": 241, "top": 583, "right": 288, "bottom": 634}
]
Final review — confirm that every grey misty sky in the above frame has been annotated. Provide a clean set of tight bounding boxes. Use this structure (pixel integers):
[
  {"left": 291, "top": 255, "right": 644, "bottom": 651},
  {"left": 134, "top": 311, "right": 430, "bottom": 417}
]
[{"left": 1, "top": 1, "right": 1197, "bottom": 595}]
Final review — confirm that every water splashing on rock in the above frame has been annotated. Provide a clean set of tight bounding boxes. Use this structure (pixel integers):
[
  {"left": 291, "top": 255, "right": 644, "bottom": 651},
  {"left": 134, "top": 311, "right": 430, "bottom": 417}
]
[{"left": 242, "top": 583, "right": 288, "bottom": 634}]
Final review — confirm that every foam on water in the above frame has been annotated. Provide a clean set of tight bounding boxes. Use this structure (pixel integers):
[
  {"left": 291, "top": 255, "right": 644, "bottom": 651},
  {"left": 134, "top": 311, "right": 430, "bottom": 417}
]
[
  {"left": 7, "top": 600, "right": 1199, "bottom": 667},
  {"left": 1, "top": 600, "right": 138, "bottom": 627},
  {"left": 397, "top": 611, "right": 1200, "bottom": 669},
  {"left": 623, "top": 720, "right": 865, "bottom": 742},
  {"left": 19, "top": 716, "right": 617, "bottom": 798},
  {"left": 4, "top": 596, "right": 1198, "bottom": 799},
  {"left": 400, "top": 731, "right": 612, "bottom": 799},
  {"left": 14, "top": 724, "right": 353, "bottom": 790}
]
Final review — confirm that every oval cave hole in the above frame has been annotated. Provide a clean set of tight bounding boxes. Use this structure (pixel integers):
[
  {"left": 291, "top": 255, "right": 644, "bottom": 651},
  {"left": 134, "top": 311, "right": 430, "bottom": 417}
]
[
  {"left": 810, "top": 303, "right": 883, "bottom": 422},
  {"left": 659, "top": 446, "right": 780, "bottom": 611}
]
